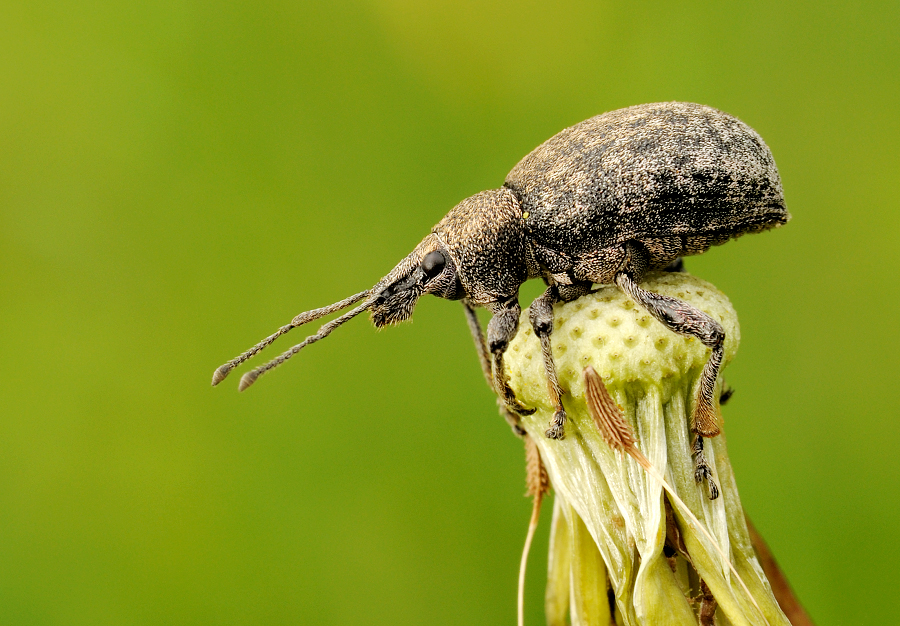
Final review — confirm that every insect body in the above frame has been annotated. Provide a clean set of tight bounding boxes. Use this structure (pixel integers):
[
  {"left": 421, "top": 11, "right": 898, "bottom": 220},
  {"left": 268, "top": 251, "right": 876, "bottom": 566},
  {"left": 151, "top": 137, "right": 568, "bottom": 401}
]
[{"left": 213, "top": 102, "right": 788, "bottom": 448}]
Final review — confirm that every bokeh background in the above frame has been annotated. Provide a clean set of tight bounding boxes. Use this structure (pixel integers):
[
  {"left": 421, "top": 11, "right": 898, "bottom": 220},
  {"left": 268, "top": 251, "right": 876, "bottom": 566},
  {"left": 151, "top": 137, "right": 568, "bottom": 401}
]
[{"left": 2, "top": 1, "right": 898, "bottom": 624}]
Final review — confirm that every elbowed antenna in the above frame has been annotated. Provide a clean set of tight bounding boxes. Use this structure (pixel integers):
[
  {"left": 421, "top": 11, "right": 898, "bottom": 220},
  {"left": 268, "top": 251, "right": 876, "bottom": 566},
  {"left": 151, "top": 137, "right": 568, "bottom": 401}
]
[
  {"left": 212, "top": 237, "right": 432, "bottom": 391},
  {"left": 237, "top": 297, "right": 375, "bottom": 391},
  {"left": 211, "top": 290, "right": 369, "bottom": 386}
]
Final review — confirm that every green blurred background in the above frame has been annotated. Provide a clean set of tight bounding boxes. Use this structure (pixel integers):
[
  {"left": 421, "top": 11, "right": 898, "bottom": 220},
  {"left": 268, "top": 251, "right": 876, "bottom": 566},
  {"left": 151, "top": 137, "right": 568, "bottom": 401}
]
[{"left": 1, "top": 0, "right": 898, "bottom": 623}]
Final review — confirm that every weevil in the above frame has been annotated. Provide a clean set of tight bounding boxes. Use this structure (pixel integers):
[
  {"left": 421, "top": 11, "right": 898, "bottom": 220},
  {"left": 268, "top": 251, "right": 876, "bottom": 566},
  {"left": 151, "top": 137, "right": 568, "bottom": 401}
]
[{"left": 213, "top": 102, "right": 788, "bottom": 457}]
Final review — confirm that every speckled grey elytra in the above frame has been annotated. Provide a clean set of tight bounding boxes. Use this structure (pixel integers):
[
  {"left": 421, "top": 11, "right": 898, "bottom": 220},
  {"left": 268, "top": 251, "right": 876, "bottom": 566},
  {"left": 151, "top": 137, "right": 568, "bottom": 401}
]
[{"left": 213, "top": 102, "right": 788, "bottom": 453}]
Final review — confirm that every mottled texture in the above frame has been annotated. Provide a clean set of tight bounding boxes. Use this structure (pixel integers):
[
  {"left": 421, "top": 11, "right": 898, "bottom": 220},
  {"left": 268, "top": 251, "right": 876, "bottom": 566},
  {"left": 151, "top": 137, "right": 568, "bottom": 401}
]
[{"left": 505, "top": 101, "right": 788, "bottom": 282}]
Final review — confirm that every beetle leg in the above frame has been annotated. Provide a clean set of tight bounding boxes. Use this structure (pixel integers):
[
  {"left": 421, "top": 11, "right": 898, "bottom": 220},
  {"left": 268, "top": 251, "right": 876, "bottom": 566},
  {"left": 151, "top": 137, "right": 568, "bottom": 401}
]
[
  {"left": 462, "top": 300, "right": 525, "bottom": 437},
  {"left": 614, "top": 271, "right": 724, "bottom": 437},
  {"left": 529, "top": 282, "right": 593, "bottom": 440},
  {"left": 487, "top": 299, "right": 536, "bottom": 417},
  {"left": 462, "top": 300, "right": 494, "bottom": 387},
  {"left": 529, "top": 287, "right": 566, "bottom": 439}
]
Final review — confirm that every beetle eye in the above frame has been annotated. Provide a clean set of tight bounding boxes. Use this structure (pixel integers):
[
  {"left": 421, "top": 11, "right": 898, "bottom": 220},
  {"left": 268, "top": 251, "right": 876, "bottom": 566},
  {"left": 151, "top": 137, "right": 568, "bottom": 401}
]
[{"left": 421, "top": 250, "right": 446, "bottom": 278}]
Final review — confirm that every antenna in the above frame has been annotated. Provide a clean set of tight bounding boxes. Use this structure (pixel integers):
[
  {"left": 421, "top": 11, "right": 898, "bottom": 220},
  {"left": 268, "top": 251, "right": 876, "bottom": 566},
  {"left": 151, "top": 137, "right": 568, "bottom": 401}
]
[
  {"left": 211, "top": 290, "right": 369, "bottom": 386},
  {"left": 236, "top": 299, "right": 373, "bottom": 391}
]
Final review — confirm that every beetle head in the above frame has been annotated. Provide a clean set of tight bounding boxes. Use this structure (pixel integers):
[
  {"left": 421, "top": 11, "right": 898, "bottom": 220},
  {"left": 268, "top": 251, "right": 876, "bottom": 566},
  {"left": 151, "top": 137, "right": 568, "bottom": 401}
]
[
  {"left": 370, "top": 187, "right": 528, "bottom": 327},
  {"left": 369, "top": 235, "right": 463, "bottom": 328}
]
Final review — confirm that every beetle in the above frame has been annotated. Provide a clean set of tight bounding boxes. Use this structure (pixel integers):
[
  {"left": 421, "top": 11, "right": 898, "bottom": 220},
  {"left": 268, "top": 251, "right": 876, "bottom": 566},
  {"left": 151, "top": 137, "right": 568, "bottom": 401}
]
[{"left": 213, "top": 101, "right": 788, "bottom": 454}]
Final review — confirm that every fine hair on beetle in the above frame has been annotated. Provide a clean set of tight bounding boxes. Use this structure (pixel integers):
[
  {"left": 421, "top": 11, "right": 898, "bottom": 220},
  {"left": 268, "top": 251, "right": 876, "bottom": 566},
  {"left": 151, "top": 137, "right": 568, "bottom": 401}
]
[{"left": 213, "top": 102, "right": 788, "bottom": 497}]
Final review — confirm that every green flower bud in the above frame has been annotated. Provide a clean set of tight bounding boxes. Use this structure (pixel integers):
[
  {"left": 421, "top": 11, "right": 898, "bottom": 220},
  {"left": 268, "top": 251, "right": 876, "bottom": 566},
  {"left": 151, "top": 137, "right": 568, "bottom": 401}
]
[{"left": 506, "top": 272, "right": 791, "bottom": 626}]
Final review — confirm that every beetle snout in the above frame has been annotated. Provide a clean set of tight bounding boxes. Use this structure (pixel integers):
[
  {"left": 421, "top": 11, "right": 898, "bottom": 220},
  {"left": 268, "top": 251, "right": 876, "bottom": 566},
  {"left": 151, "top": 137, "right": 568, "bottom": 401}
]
[
  {"left": 370, "top": 269, "right": 426, "bottom": 328},
  {"left": 373, "top": 285, "right": 393, "bottom": 306}
]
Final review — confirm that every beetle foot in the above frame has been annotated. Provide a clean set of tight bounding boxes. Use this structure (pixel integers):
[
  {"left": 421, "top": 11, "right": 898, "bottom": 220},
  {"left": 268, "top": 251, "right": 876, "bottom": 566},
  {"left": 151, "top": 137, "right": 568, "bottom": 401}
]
[
  {"left": 494, "top": 367, "right": 536, "bottom": 416},
  {"left": 497, "top": 399, "right": 527, "bottom": 438},
  {"left": 692, "top": 436, "right": 720, "bottom": 500},
  {"left": 499, "top": 386, "right": 536, "bottom": 416},
  {"left": 544, "top": 408, "right": 567, "bottom": 440},
  {"left": 506, "top": 399, "right": 536, "bottom": 416}
]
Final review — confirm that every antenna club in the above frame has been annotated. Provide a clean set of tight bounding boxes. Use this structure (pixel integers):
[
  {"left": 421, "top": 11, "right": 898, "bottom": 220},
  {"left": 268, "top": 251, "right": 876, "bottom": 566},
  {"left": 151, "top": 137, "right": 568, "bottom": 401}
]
[
  {"left": 211, "top": 365, "right": 231, "bottom": 386},
  {"left": 238, "top": 370, "right": 259, "bottom": 392}
]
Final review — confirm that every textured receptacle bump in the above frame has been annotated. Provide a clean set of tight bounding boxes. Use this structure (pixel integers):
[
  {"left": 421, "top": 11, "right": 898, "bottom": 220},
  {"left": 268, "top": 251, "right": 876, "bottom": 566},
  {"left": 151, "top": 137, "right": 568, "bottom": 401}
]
[{"left": 507, "top": 272, "right": 740, "bottom": 409}]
